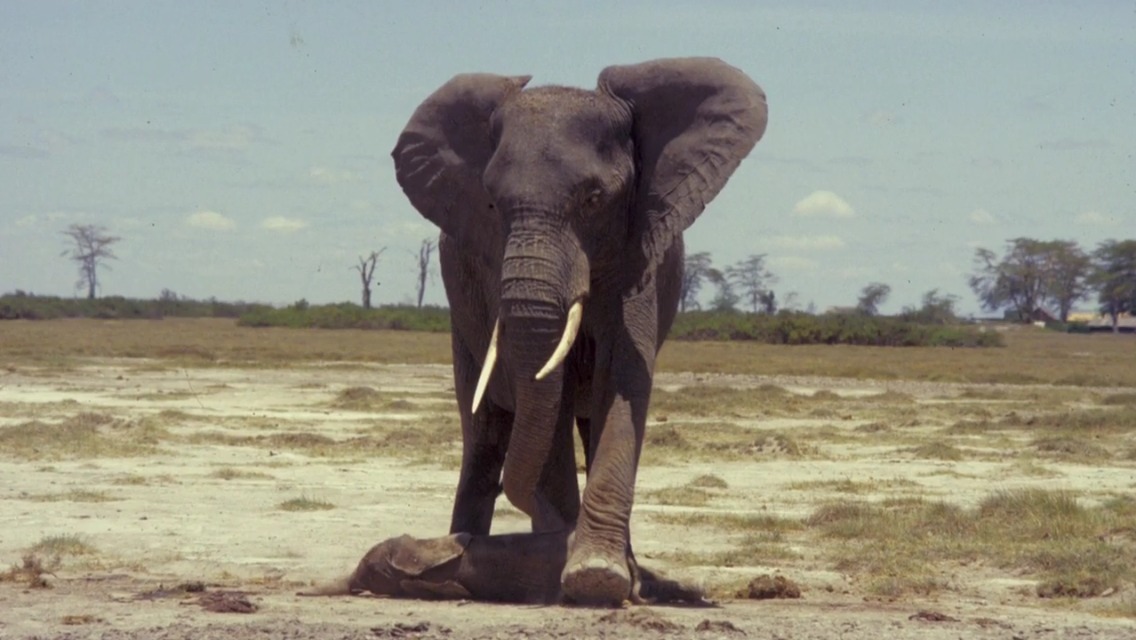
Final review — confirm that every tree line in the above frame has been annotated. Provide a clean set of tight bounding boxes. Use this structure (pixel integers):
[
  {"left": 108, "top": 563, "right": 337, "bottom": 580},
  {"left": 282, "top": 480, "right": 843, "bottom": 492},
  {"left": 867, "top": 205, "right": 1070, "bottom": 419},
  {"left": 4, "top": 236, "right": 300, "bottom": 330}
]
[
  {"left": 968, "top": 238, "right": 1136, "bottom": 332},
  {"left": 46, "top": 224, "right": 1136, "bottom": 334}
]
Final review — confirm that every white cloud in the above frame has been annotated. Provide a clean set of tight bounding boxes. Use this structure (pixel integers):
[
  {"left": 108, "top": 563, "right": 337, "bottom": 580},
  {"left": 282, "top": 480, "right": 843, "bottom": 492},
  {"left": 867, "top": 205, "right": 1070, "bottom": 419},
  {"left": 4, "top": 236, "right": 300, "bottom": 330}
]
[
  {"left": 768, "top": 256, "right": 818, "bottom": 271},
  {"left": 186, "top": 210, "right": 235, "bottom": 230},
  {"left": 968, "top": 208, "right": 996, "bottom": 225},
  {"left": 187, "top": 124, "right": 261, "bottom": 151},
  {"left": 261, "top": 216, "right": 308, "bottom": 232},
  {"left": 308, "top": 166, "right": 360, "bottom": 186},
  {"left": 769, "top": 234, "right": 846, "bottom": 250},
  {"left": 1076, "top": 210, "right": 1116, "bottom": 226},
  {"left": 792, "top": 190, "right": 855, "bottom": 218}
]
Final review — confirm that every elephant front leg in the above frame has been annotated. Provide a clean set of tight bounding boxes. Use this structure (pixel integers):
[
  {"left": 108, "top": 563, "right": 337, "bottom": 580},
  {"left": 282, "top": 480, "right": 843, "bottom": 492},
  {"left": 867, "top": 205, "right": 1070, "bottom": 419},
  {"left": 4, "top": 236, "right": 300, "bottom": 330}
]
[
  {"left": 450, "top": 338, "right": 512, "bottom": 535},
  {"left": 561, "top": 344, "right": 652, "bottom": 603}
]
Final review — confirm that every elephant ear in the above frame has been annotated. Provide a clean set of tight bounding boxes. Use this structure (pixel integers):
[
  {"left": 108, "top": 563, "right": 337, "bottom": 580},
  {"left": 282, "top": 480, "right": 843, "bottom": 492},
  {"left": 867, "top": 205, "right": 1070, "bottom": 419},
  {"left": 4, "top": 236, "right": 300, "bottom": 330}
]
[
  {"left": 388, "top": 533, "right": 470, "bottom": 577},
  {"left": 391, "top": 73, "right": 531, "bottom": 250},
  {"left": 598, "top": 58, "right": 767, "bottom": 267}
]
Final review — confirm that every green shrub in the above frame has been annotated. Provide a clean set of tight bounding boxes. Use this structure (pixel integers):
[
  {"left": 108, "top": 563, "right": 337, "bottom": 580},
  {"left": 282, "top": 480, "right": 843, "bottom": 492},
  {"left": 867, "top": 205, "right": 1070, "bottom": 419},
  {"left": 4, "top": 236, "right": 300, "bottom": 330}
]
[
  {"left": 670, "top": 311, "right": 1002, "bottom": 348},
  {"left": 0, "top": 292, "right": 268, "bottom": 320}
]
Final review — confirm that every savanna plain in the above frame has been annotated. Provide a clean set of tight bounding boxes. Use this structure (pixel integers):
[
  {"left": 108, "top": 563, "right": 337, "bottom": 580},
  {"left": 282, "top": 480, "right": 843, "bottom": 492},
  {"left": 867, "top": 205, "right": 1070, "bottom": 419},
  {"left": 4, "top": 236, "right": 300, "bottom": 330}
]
[{"left": 2, "top": 318, "right": 1135, "bottom": 639}]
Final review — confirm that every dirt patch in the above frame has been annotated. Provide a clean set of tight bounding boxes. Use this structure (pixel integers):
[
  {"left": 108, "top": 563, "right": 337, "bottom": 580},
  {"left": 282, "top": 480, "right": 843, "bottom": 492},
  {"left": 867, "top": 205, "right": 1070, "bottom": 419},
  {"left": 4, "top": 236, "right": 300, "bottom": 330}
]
[{"left": 2, "top": 360, "right": 1135, "bottom": 639}]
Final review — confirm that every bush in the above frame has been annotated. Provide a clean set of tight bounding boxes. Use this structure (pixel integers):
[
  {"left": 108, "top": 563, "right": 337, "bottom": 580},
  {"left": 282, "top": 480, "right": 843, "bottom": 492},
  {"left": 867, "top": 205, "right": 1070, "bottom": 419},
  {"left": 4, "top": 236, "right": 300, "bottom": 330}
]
[
  {"left": 0, "top": 292, "right": 269, "bottom": 321},
  {"left": 670, "top": 311, "right": 1002, "bottom": 348},
  {"left": 236, "top": 303, "right": 451, "bottom": 332}
]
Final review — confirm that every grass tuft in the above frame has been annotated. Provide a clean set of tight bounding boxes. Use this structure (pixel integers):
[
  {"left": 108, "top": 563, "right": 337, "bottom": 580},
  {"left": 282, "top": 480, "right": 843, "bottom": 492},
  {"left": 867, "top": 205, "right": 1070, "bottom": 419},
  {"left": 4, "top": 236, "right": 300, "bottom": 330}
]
[
  {"left": 31, "top": 534, "right": 98, "bottom": 556},
  {"left": 278, "top": 495, "right": 335, "bottom": 512}
]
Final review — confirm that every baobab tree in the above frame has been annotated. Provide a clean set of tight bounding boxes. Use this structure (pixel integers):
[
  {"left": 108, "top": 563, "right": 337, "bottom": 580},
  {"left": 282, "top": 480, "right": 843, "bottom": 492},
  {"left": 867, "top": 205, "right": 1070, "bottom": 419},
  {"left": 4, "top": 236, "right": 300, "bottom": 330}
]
[
  {"left": 60, "top": 224, "right": 120, "bottom": 299},
  {"left": 352, "top": 248, "right": 386, "bottom": 309}
]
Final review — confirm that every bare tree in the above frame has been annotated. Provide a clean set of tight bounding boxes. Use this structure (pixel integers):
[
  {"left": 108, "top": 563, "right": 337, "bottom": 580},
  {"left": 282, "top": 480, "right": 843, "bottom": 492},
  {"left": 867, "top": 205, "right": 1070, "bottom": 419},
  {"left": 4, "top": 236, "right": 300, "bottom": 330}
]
[
  {"left": 726, "top": 254, "right": 778, "bottom": 313},
  {"left": 855, "top": 282, "right": 891, "bottom": 316},
  {"left": 60, "top": 224, "right": 120, "bottom": 299},
  {"left": 352, "top": 248, "right": 386, "bottom": 309},
  {"left": 680, "top": 251, "right": 713, "bottom": 312},
  {"left": 415, "top": 238, "right": 437, "bottom": 309}
]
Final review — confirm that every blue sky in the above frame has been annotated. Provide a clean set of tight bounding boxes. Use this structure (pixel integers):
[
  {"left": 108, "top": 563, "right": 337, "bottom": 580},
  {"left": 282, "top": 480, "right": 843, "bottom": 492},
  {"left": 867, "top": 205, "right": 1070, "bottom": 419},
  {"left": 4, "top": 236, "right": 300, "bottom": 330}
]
[{"left": 2, "top": 2, "right": 1132, "bottom": 314}]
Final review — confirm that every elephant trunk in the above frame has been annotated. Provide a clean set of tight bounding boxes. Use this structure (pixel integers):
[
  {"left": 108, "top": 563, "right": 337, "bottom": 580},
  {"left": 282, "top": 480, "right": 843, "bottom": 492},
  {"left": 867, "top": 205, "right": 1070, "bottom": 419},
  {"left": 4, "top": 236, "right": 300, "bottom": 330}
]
[{"left": 496, "top": 224, "right": 588, "bottom": 527}]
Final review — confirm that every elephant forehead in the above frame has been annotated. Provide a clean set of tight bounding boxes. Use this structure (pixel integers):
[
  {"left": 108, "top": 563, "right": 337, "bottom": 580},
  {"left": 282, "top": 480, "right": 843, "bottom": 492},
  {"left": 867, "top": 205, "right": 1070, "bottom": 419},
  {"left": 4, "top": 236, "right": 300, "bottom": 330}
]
[{"left": 500, "top": 86, "right": 627, "bottom": 136}]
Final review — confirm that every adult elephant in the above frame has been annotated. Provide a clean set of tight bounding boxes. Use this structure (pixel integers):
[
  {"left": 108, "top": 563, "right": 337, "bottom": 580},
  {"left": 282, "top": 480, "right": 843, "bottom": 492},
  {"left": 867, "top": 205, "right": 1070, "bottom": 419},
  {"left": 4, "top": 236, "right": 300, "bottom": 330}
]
[{"left": 391, "top": 57, "right": 767, "bottom": 604}]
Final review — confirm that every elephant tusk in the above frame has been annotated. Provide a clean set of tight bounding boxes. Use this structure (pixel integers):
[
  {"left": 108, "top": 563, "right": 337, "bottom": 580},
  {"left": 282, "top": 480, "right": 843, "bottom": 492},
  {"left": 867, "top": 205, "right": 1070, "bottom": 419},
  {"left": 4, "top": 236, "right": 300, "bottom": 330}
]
[
  {"left": 534, "top": 301, "right": 583, "bottom": 381},
  {"left": 471, "top": 319, "right": 499, "bottom": 415}
]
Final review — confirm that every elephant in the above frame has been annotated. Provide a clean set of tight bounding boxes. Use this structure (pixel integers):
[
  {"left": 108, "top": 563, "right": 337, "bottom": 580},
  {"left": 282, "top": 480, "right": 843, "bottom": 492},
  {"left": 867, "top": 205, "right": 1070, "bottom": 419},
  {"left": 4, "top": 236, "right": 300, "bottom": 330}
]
[
  {"left": 390, "top": 56, "right": 767, "bottom": 605},
  {"left": 299, "top": 530, "right": 706, "bottom": 605}
]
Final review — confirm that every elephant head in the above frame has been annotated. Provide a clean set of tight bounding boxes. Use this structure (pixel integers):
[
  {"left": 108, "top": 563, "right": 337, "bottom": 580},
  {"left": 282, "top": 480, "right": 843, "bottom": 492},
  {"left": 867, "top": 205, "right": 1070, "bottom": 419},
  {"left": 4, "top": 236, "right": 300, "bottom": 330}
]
[{"left": 392, "top": 57, "right": 766, "bottom": 604}]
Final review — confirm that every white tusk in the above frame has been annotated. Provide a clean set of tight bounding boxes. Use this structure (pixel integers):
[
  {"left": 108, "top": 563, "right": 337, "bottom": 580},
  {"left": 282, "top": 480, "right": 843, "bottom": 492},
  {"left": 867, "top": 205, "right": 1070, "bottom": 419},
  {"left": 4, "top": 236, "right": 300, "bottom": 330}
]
[
  {"left": 534, "top": 301, "right": 583, "bottom": 381},
  {"left": 471, "top": 319, "right": 499, "bottom": 415}
]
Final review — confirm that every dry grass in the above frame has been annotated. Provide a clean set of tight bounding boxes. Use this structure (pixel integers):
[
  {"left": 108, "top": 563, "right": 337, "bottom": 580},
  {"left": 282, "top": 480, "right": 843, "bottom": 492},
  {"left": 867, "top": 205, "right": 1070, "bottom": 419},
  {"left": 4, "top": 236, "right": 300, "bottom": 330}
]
[
  {"left": 641, "top": 422, "right": 816, "bottom": 464},
  {"left": 0, "top": 554, "right": 57, "bottom": 589},
  {"left": 5, "top": 319, "right": 1135, "bottom": 387},
  {"left": 30, "top": 535, "right": 98, "bottom": 557},
  {"left": 803, "top": 489, "right": 1136, "bottom": 598},
  {"left": 658, "top": 326, "right": 1136, "bottom": 387},
  {"left": 24, "top": 489, "right": 118, "bottom": 503},
  {"left": 6, "top": 317, "right": 1136, "bottom": 611},
  {"left": 278, "top": 496, "right": 335, "bottom": 512},
  {"left": 0, "top": 413, "right": 167, "bottom": 460},
  {"left": 0, "top": 318, "right": 451, "bottom": 366},
  {"left": 209, "top": 467, "right": 274, "bottom": 481}
]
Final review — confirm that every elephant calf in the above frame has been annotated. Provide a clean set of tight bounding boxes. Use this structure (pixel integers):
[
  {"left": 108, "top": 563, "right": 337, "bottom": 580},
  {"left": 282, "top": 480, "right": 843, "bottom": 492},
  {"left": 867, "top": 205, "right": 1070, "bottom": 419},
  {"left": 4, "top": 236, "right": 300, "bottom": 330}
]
[{"left": 300, "top": 530, "right": 706, "bottom": 606}]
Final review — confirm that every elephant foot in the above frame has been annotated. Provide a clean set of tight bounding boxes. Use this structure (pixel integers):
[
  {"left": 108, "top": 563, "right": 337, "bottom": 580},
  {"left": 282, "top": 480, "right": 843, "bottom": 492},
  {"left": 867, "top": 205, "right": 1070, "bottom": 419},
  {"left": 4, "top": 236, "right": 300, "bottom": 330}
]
[{"left": 561, "top": 554, "right": 631, "bottom": 606}]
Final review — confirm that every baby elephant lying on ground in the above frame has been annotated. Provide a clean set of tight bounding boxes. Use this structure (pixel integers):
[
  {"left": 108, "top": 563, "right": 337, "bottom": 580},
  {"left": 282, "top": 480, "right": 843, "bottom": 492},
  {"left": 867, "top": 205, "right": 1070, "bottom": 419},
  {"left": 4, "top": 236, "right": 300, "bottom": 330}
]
[{"left": 300, "top": 531, "right": 707, "bottom": 606}]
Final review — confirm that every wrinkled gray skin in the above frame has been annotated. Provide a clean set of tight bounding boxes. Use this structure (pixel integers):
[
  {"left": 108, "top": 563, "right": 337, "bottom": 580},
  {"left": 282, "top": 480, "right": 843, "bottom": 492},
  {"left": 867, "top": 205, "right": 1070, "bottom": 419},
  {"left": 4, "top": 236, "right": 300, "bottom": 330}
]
[
  {"left": 299, "top": 531, "right": 706, "bottom": 605},
  {"left": 391, "top": 57, "right": 767, "bottom": 605}
]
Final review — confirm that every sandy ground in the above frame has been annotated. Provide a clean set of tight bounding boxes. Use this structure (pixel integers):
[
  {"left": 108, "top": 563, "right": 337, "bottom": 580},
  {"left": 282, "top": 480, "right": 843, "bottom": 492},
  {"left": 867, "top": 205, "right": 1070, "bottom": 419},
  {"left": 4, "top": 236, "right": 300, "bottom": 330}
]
[{"left": 1, "top": 361, "right": 1134, "bottom": 639}]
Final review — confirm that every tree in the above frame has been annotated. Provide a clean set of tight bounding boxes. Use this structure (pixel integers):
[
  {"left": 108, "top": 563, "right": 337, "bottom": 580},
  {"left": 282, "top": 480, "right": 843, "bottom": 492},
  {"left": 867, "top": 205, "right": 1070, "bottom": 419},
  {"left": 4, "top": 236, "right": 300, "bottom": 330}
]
[
  {"left": 725, "top": 254, "right": 777, "bottom": 313},
  {"left": 969, "top": 238, "right": 1093, "bottom": 322},
  {"left": 415, "top": 238, "right": 437, "bottom": 309},
  {"left": 1044, "top": 240, "right": 1091, "bottom": 322},
  {"left": 60, "top": 224, "right": 120, "bottom": 299},
  {"left": 706, "top": 267, "right": 738, "bottom": 312},
  {"left": 758, "top": 290, "right": 777, "bottom": 314},
  {"left": 855, "top": 282, "right": 891, "bottom": 316},
  {"left": 1089, "top": 239, "right": 1136, "bottom": 332},
  {"left": 352, "top": 248, "right": 386, "bottom": 309},
  {"left": 680, "top": 251, "right": 713, "bottom": 312},
  {"left": 968, "top": 238, "right": 1053, "bottom": 321},
  {"left": 901, "top": 289, "right": 959, "bottom": 325}
]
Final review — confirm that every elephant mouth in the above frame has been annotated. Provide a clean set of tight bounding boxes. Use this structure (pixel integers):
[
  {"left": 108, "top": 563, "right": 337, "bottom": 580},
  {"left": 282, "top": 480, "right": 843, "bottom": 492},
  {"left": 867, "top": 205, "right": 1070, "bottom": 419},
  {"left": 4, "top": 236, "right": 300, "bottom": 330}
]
[{"left": 470, "top": 299, "right": 584, "bottom": 414}]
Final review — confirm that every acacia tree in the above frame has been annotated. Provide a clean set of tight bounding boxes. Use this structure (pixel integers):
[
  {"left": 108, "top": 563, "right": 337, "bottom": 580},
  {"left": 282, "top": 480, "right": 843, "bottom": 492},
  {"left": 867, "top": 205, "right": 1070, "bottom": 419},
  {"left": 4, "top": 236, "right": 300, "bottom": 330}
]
[
  {"left": 352, "top": 248, "right": 386, "bottom": 309},
  {"left": 1044, "top": 240, "right": 1091, "bottom": 322},
  {"left": 60, "top": 224, "right": 120, "bottom": 299},
  {"left": 726, "top": 254, "right": 777, "bottom": 313},
  {"left": 855, "top": 282, "right": 891, "bottom": 316},
  {"left": 706, "top": 267, "right": 738, "bottom": 312},
  {"left": 1089, "top": 239, "right": 1136, "bottom": 332},
  {"left": 680, "top": 251, "right": 713, "bottom": 312},
  {"left": 415, "top": 238, "right": 437, "bottom": 309},
  {"left": 969, "top": 238, "right": 1092, "bottom": 322},
  {"left": 968, "top": 238, "right": 1052, "bottom": 321}
]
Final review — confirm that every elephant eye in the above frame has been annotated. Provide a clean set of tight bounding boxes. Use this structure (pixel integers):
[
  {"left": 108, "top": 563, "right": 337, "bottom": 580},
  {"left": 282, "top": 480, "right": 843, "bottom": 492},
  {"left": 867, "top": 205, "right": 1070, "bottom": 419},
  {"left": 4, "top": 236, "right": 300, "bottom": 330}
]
[{"left": 585, "top": 188, "right": 603, "bottom": 206}]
